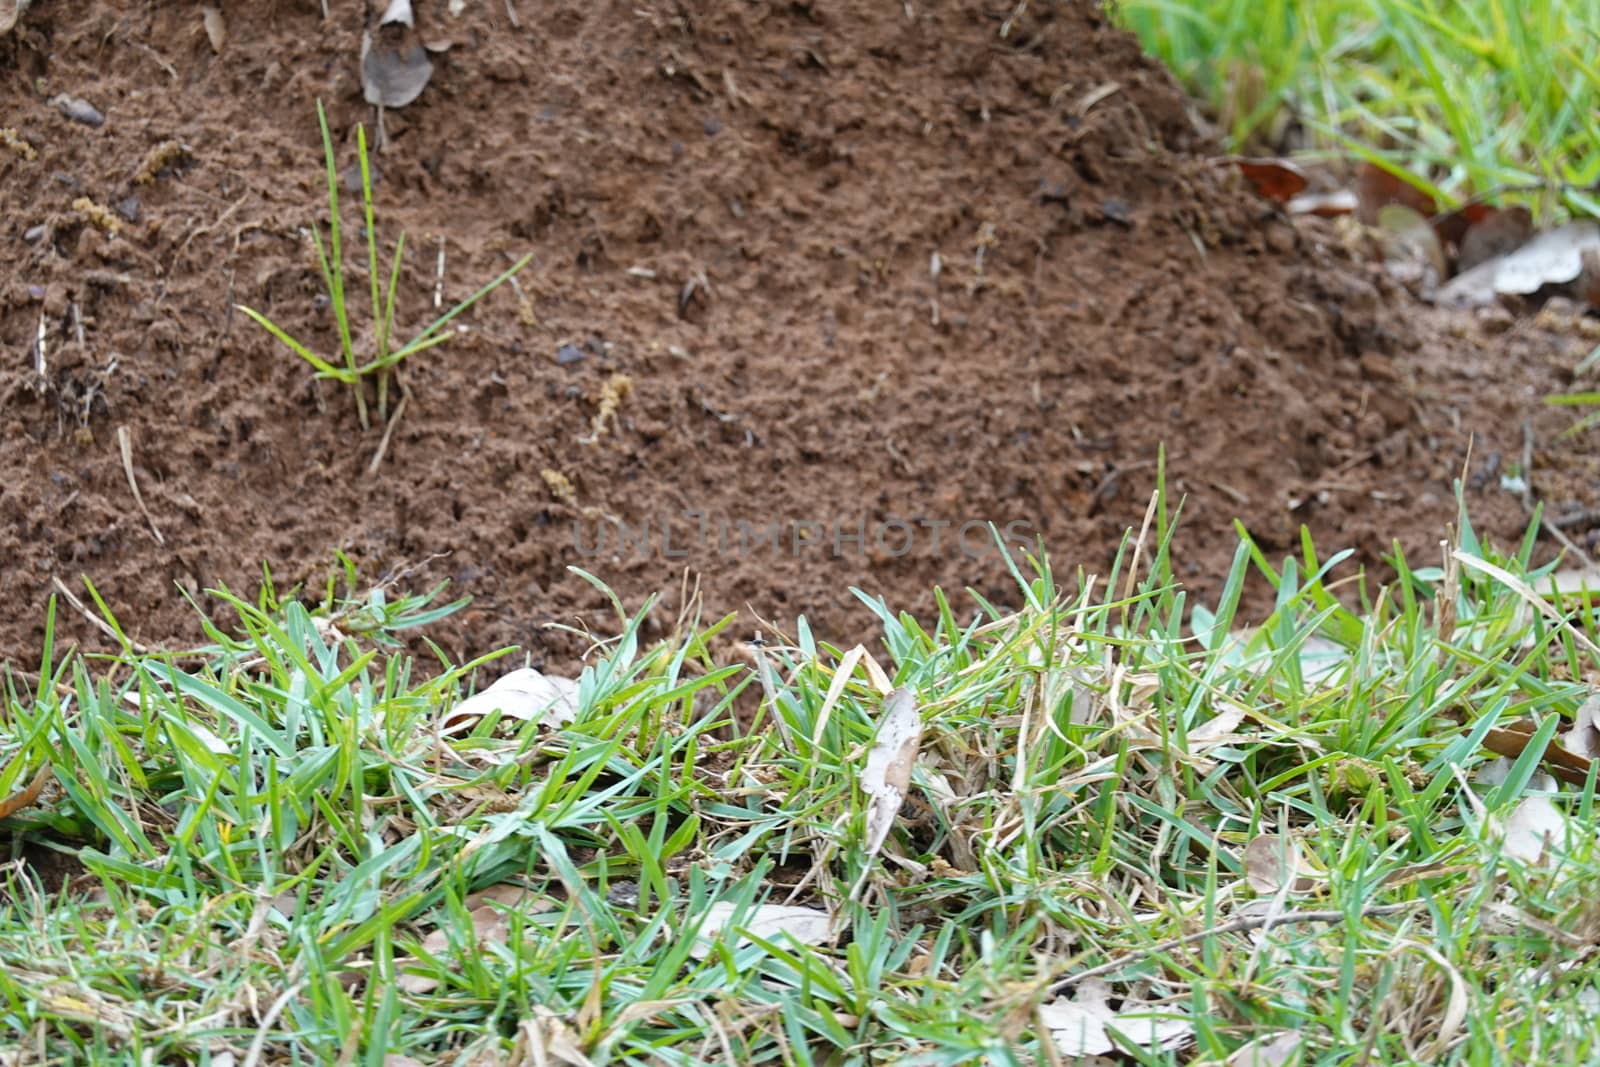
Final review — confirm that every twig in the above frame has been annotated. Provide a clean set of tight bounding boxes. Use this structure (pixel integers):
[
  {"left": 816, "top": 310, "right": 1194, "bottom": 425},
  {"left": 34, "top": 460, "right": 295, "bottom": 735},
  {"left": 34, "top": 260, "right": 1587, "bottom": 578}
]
[
  {"left": 434, "top": 235, "right": 446, "bottom": 309},
  {"left": 367, "top": 387, "right": 410, "bottom": 475},
  {"left": 241, "top": 972, "right": 309, "bottom": 1067},
  {"left": 504, "top": 0, "right": 521, "bottom": 27},
  {"left": 1048, "top": 902, "right": 1417, "bottom": 993},
  {"left": 51, "top": 575, "right": 157, "bottom": 655},
  {"left": 1543, "top": 516, "right": 1598, "bottom": 572},
  {"left": 117, "top": 425, "right": 166, "bottom": 545}
]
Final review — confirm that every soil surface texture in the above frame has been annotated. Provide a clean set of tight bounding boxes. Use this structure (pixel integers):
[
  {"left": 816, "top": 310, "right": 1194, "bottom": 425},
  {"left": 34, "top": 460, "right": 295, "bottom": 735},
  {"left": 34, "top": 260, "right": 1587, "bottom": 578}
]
[{"left": 2, "top": 0, "right": 1597, "bottom": 670}]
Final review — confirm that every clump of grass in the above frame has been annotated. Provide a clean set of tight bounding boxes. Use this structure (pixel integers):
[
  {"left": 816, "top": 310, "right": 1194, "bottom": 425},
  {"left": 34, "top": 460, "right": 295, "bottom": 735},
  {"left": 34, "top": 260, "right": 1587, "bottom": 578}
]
[
  {"left": 238, "top": 101, "right": 531, "bottom": 431},
  {"left": 4, "top": 489, "right": 1600, "bottom": 1062},
  {"left": 1113, "top": 0, "right": 1600, "bottom": 217}
]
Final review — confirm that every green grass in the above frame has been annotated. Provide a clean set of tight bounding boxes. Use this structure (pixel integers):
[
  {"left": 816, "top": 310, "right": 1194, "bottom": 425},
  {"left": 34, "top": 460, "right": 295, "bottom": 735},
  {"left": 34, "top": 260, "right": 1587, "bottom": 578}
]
[
  {"left": 1112, "top": 0, "right": 1600, "bottom": 218},
  {"left": 5, "top": 489, "right": 1600, "bottom": 1063},
  {"left": 237, "top": 102, "right": 532, "bottom": 434}
]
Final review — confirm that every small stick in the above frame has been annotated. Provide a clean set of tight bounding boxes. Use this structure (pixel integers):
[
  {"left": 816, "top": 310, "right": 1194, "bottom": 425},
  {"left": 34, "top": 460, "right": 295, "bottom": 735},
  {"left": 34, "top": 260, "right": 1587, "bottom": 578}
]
[
  {"left": 50, "top": 575, "right": 157, "bottom": 655},
  {"left": 117, "top": 425, "right": 166, "bottom": 545},
  {"left": 34, "top": 309, "right": 46, "bottom": 379},
  {"left": 367, "top": 388, "right": 410, "bottom": 474},
  {"left": 504, "top": 0, "right": 521, "bottom": 27},
  {"left": 1049, "top": 902, "right": 1417, "bottom": 993},
  {"left": 70, "top": 302, "right": 85, "bottom": 349},
  {"left": 434, "top": 235, "right": 447, "bottom": 309}
]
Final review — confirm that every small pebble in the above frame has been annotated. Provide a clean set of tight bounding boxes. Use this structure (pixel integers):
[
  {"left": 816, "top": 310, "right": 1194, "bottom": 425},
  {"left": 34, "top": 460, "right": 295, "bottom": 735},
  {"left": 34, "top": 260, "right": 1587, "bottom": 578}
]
[
  {"left": 23, "top": 225, "right": 47, "bottom": 245},
  {"left": 27, "top": 285, "right": 45, "bottom": 301},
  {"left": 116, "top": 196, "right": 140, "bottom": 223},
  {"left": 51, "top": 94, "right": 105, "bottom": 128},
  {"left": 556, "top": 343, "right": 584, "bottom": 365},
  {"left": 703, "top": 117, "right": 722, "bottom": 137}
]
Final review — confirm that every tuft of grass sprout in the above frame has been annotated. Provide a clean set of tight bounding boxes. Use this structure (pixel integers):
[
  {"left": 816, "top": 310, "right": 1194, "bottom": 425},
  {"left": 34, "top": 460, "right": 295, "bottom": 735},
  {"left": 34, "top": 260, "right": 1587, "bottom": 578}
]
[
  {"left": 4, "top": 486, "right": 1600, "bottom": 1062},
  {"left": 238, "top": 101, "right": 532, "bottom": 432}
]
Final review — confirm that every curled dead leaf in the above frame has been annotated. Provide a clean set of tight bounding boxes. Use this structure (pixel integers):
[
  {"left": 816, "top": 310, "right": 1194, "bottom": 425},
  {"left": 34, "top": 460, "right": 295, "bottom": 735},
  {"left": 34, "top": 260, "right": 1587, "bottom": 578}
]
[
  {"left": 1454, "top": 205, "right": 1533, "bottom": 272},
  {"left": 1502, "top": 794, "right": 1565, "bottom": 865},
  {"left": 1232, "top": 158, "right": 1309, "bottom": 204},
  {"left": 1356, "top": 161, "right": 1435, "bottom": 225},
  {"left": 1242, "top": 834, "right": 1320, "bottom": 895},
  {"left": 861, "top": 686, "right": 923, "bottom": 858},
  {"left": 439, "top": 667, "right": 579, "bottom": 736},
  {"left": 362, "top": 35, "right": 434, "bottom": 109},
  {"left": 0, "top": 0, "right": 30, "bottom": 35},
  {"left": 0, "top": 761, "right": 50, "bottom": 820},
  {"left": 1481, "top": 717, "right": 1594, "bottom": 787},
  {"left": 200, "top": 6, "right": 226, "bottom": 53},
  {"left": 1377, "top": 204, "right": 1447, "bottom": 285},
  {"left": 689, "top": 901, "right": 833, "bottom": 960}
]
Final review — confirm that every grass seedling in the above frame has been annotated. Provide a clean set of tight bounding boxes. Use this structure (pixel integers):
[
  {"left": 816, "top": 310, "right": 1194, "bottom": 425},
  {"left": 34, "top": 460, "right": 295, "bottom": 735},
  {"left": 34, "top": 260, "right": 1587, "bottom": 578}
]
[{"left": 238, "top": 101, "right": 531, "bottom": 431}]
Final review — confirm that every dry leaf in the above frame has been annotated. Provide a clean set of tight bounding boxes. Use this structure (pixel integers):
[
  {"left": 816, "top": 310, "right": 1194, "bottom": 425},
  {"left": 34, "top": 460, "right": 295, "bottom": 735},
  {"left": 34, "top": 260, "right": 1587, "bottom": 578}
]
[
  {"left": 1233, "top": 158, "right": 1309, "bottom": 203},
  {"left": 1503, "top": 794, "right": 1566, "bottom": 865},
  {"left": 1187, "top": 700, "right": 1249, "bottom": 745},
  {"left": 439, "top": 667, "right": 579, "bottom": 736},
  {"left": 200, "top": 6, "right": 226, "bottom": 53},
  {"left": 1242, "top": 834, "right": 1320, "bottom": 895},
  {"left": 379, "top": 0, "right": 415, "bottom": 25},
  {"left": 1481, "top": 717, "right": 1594, "bottom": 787},
  {"left": 1226, "top": 1030, "right": 1301, "bottom": 1066},
  {"left": 1377, "top": 204, "right": 1447, "bottom": 284},
  {"left": 1041, "top": 980, "right": 1193, "bottom": 1057},
  {"left": 513, "top": 1007, "right": 597, "bottom": 1067},
  {"left": 1439, "top": 221, "right": 1600, "bottom": 307},
  {"left": 0, "top": 762, "right": 50, "bottom": 821},
  {"left": 1564, "top": 693, "right": 1600, "bottom": 761},
  {"left": 688, "top": 901, "right": 833, "bottom": 960},
  {"left": 1287, "top": 189, "right": 1357, "bottom": 217},
  {"left": 361, "top": 0, "right": 433, "bottom": 110},
  {"left": 860, "top": 686, "right": 923, "bottom": 858},
  {"left": 1356, "top": 161, "right": 1435, "bottom": 225},
  {"left": 0, "top": 0, "right": 30, "bottom": 35},
  {"left": 1454, "top": 205, "right": 1533, "bottom": 272}
]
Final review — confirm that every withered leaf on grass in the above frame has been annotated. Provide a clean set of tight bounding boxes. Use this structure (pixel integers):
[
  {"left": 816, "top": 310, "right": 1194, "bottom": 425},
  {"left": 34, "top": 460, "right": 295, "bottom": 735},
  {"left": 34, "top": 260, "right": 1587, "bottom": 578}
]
[
  {"left": 1377, "top": 204, "right": 1447, "bottom": 283},
  {"left": 688, "top": 901, "right": 833, "bottom": 960},
  {"left": 0, "top": 761, "right": 50, "bottom": 821},
  {"left": 1040, "top": 978, "right": 1193, "bottom": 1057},
  {"left": 439, "top": 667, "right": 579, "bottom": 736},
  {"left": 1452, "top": 205, "right": 1532, "bottom": 272},
  {"left": 1241, "top": 833, "right": 1321, "bottom": 895},
  {"left": 1502, "top": 794, "right": 1566, "bottom": 865},
  {"left": 1356, "top": 161, "right": 1436, "bottom": 225},
  {"left": 1481, "top": 717, "right": 1594, "bottom": 787},
  {"left": 861, "top": 686, "right": 923, "bottom": 858},
  {"left": 1232, "top": 158, "right": 1309, "bottom": 203}
]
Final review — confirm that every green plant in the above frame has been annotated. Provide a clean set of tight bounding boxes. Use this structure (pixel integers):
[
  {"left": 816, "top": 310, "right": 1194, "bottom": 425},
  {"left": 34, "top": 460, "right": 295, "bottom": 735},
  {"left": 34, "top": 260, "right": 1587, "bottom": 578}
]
[
  {"left": 238, "top": 101, "right": 531, "bottom": 431},
  {"left": 1112, "top": 0, "right": 1600, "bottom": 218}
]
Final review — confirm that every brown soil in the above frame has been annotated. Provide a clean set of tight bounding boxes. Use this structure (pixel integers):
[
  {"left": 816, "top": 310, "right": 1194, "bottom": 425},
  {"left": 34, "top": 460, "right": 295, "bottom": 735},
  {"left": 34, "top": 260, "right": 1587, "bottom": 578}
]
[{"left": 2, "top": 0, "right": 1596, "bottom": 671}]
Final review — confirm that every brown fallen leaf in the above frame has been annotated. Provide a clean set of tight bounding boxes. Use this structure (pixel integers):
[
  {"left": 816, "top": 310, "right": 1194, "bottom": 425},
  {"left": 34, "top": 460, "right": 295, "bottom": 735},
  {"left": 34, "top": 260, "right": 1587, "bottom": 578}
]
[
  {"left": 1455, "top": 205, "right": 1534, "bottom": 273},
  {"left": 1232, "top": 158, "right": 1309, "bottom": 203},
  {"left": 1482, "top": 717, "right": 1594, "bottom": 787},
  {"left": 0, "top": 761, "right": 50, "bottom": 821},
  {"left": 1357, "top": 161, "right": 1436, "bottom": 225}
]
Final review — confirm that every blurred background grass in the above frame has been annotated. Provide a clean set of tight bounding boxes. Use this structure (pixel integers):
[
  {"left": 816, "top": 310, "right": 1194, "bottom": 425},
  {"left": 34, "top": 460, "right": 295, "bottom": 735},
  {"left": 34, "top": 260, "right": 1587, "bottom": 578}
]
[{"left": 1111, "top": 0, "right": 1600, "bottom": 218}]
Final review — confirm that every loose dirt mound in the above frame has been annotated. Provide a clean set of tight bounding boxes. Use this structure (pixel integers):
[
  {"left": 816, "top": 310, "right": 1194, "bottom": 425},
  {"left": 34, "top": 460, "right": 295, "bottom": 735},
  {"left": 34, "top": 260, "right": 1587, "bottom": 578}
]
[{"left": 2, "top": 0, "right": 1595, "bottom": 667}]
